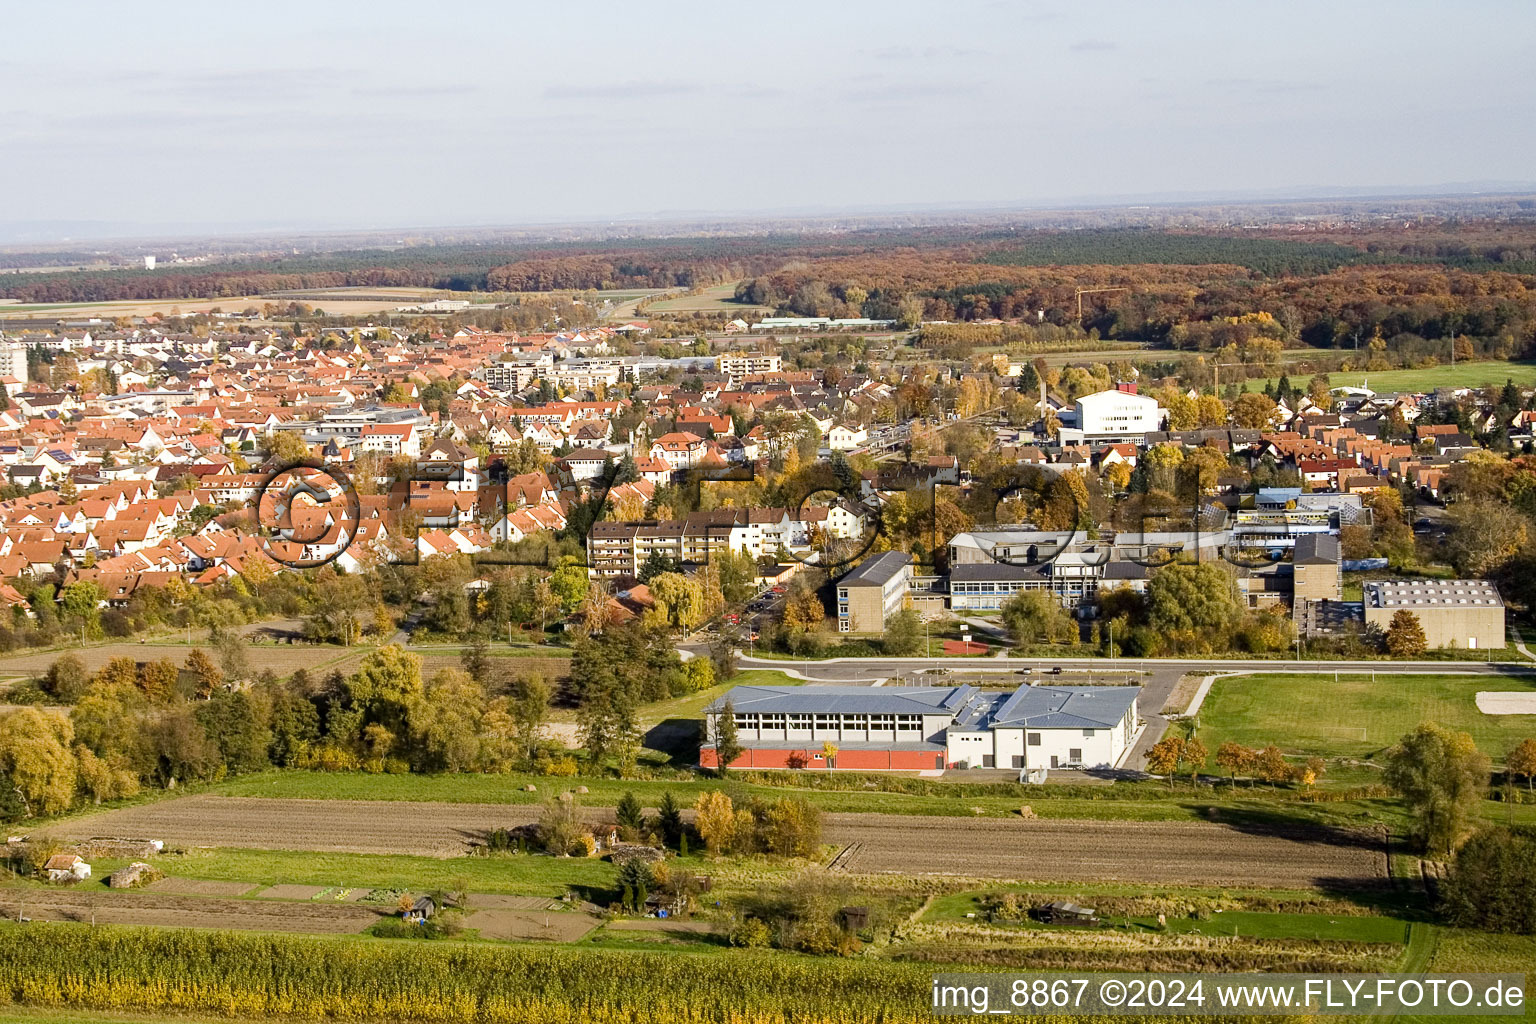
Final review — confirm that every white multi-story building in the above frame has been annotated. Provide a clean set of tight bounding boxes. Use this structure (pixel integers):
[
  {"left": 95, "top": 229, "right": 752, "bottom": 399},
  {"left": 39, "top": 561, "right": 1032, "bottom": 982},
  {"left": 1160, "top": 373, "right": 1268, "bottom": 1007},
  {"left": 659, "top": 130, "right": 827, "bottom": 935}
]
[
  {"left": 0, "top": 343, "right": 29, "bottom": 386},
  {"left": 1073, "top": 385, "right": 1165, "bottom": 441},
  {"left": 718, "top": 352, "right": 782, "bottom": 380},
  {"left": 481, "top": 357, "right": 552, "bottom": 392}
]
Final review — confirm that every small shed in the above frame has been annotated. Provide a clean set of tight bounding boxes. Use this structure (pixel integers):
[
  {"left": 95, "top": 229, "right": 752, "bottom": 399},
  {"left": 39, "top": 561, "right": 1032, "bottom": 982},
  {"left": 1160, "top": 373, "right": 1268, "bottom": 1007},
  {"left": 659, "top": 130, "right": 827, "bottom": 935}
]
[
  {"left": 1033, "top": 901, "right": 1097, "bottom": 926},
  {"left": 644, "top": 892, "right": 686, "bottom": 917},
  {"left": 837, "top": 906, "right": 871, "bottom": 931},
  {"left": 43, "top": 854, "right": 91, "bottom": 883},
  {"left": 404, "top": 895, "right": 436, "bottom": 923}
]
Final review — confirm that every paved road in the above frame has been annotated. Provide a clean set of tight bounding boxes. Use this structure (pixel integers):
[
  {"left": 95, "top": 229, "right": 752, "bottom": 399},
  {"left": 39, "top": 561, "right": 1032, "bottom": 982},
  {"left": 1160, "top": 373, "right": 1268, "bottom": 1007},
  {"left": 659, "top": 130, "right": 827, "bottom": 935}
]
[{"left": 737, "top": 654, "right": 1535, "bottom": 681}]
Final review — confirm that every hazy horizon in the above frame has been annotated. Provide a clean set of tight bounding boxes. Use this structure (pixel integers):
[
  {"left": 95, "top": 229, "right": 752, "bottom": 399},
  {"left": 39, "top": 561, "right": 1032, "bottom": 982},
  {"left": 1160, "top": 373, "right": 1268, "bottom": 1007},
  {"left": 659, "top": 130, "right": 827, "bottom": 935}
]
[{"left": 6, "top": 0, "right": 1535, "bottom": 237}]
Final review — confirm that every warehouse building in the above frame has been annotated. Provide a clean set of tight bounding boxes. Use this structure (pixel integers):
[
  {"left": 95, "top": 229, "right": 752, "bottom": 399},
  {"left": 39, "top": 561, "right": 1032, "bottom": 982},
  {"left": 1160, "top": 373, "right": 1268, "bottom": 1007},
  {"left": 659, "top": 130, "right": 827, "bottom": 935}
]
[
  {"left": 1363, "top": 579, "right": 1505, "bottom": 649},
  {"left": 699, "top": 682, "right": 1140, "bottom": 772}
]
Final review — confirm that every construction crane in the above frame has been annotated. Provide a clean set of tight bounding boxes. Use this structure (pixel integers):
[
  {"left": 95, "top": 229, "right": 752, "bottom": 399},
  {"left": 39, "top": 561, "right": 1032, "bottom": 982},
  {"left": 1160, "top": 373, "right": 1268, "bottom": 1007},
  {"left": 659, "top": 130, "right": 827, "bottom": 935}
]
[{"left": 1074, "top": 286, "right": 1129, "bottom": 320}]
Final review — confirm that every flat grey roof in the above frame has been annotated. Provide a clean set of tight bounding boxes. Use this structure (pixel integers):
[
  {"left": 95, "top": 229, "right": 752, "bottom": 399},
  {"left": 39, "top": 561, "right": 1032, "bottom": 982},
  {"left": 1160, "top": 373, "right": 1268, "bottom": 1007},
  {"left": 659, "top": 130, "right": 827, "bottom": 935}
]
[
  {"left": 990, "top": 685, "right": 1141, "bottom": 730},
  {"left": 704, "top": 684, "right": 977, "bottom": 716},
  {"left": 949, "top": 563, "right": 1048, "bottom": 582},
  {"left": 838, "top": 550, "right": 910, "bottom": 587},
  {"left": 1364, "top": 579, "right": 1504, "bottom": 609}
]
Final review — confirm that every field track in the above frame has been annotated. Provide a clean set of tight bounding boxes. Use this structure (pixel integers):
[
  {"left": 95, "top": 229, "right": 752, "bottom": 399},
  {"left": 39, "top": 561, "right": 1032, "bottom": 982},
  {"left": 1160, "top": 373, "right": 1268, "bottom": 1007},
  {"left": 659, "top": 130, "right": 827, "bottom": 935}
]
[{"left": 55, "top": 796, "right": 1386, "bottom": 888}]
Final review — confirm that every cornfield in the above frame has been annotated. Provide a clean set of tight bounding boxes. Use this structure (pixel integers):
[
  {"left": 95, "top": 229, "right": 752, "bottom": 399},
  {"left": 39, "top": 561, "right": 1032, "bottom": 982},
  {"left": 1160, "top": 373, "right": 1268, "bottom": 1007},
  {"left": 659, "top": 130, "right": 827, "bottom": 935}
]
[
  {"left": 0, "top": 924, "right": 945, "bottom": 1023},
  {"left": 0, "top": 924, "right": 1256, "bottom": 1023}
]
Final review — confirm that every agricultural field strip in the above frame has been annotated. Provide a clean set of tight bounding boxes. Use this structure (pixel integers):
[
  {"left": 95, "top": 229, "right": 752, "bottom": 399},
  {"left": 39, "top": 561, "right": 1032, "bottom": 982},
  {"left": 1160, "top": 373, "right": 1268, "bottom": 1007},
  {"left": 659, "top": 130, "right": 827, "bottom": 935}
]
[
  {"left": 0, "top": 886, "right": 382, "bottom": 934},
  {"left": 54, "top": 796, "right": 1385, "bottom": 887}
]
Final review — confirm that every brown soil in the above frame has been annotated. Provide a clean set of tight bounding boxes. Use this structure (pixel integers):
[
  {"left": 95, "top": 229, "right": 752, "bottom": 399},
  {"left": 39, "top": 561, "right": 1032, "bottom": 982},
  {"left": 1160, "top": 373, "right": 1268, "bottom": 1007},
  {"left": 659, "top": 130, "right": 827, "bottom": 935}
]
[
  {"left": 255, "top": 884, "right": 329, "bottom": 900},
  {"left": 60, "top": 796, "right": 1386, "bottom": 889},
  {"left": 468, "top": 894, "right": 557, "bottom": 910},
  {"left": 0, "top": 886, "right": 382, "bottom": 934},
  {"left": 465, "top": 909, "right": 599, "bottom": 941},
  {"left": 823, "top": 814, "right": 1387, "bottom": 889},
  {"left": 144, "top": 877, "right": 258, "bottom": 897}
]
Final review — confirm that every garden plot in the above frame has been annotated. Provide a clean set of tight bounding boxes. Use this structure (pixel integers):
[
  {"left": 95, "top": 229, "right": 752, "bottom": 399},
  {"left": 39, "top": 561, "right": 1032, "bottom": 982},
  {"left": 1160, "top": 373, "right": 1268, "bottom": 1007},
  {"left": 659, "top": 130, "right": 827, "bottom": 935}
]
[
  {"left": 465, "top": 909, "right": 600, "bottom": 941},
  {"left": 145, "top": 878, "right": 258, "bottom": 897}
]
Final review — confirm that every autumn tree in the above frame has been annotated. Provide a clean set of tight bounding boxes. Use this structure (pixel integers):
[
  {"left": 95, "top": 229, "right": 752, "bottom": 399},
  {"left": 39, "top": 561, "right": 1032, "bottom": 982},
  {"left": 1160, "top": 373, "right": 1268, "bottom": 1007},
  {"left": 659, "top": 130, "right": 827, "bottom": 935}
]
[
  {"left": 185, "top": 649, "right": 222, "bottom": 699},
  {"left": 1385, "top": 609, "right": 1428, "bottom": 657},
  {"left": 781, "top": 586, "right": 825, "bottom": 633},
  {"left": 760, "top": 797, "right": 822, "bottom": 859},
  {"left": 1447, "top": 498, "right": 1528, "bottom": 577},
  {"left": 74, "top": 744, "right": 140, "bottom": 804},
  {"left": 0, "top": 708, "right": 78, "bottom": 817},
  {"left": 137, "top": 659, "right": 179, "bottom": 702},
  {"left": 1507, "top": 738, "right": 1536, "bottom": 791},
  {"left": 1215, "top": 741, "right": 1255, "bottom": 784},
  {"left": 1230, "top": 392, "right": 1277, "bottom": 428},
  {"left": 262, "top": 430, "right": 312, "bottom": 466},
  {"left": 649, "top": 572, "right": 706, "bottom": 633},
  {"left": 1145, "top": 563, "right": 1242, "bottom": 648},
  {"left": 95, "top": 656, "right": 140, "bottom": 691},
  {"left": 1144, "top": 736, "right": 1183, "bottom": 784},
  {"left": 1254, "top": 745, "right": 1294, "bottom": 786},
  {"left": 1180, "top": 735, "right": 1209, "bottom": 783},
  {"left": 40, "top": 654, "right": 91, "bottom": 703},
  {"left": 694, "top": 790, "right": 736, "bottom": 855},
  {"left": 1384, "top": 722, "right": 1491, "bottom": 855}
]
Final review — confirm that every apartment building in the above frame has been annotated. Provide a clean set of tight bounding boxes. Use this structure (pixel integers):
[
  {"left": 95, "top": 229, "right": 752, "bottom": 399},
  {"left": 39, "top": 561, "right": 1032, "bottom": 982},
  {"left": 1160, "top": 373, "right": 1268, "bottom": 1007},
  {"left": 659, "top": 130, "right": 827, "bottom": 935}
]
[
  {"left": 718, "top": 352, "right": 782, "bottom": 382},
  {"left": 0, "top": 343, "right": 29, "bottom": 386},
  {"left": 586, "top": 508, "right": 795, "bottom": 577},
  {"left": 480, "top": 357, "right": 552, "bottom": 392},
  {"left": 835, "top": 550, "right": 911, "bottom": 632}
]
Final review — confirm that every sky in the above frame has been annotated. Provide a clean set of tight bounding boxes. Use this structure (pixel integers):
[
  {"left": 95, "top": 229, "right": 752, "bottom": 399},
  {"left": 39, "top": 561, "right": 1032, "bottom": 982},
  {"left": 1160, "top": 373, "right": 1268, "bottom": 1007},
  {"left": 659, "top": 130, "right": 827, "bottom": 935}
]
[{"left": 4, "top": 0, "right": 1535, "bottom": 236}]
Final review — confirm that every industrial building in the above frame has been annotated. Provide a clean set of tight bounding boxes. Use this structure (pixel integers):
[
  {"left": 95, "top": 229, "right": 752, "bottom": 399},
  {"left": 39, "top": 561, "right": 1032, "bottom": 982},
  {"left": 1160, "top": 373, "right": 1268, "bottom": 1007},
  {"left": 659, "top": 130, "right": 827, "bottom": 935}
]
[
  {"left": 1363, "top": 579, "right": 1505, "bottom": 650},
  {"left": 699, "top": 683, "right": 1141, "bottom": 772}
]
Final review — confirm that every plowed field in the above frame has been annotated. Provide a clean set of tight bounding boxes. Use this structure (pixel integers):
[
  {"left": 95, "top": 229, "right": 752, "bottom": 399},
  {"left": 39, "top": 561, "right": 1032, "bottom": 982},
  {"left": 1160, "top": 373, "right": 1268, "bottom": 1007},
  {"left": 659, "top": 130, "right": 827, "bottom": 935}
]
[{"left": 57, "top": 796, "right": 1385, "bottom": 888}]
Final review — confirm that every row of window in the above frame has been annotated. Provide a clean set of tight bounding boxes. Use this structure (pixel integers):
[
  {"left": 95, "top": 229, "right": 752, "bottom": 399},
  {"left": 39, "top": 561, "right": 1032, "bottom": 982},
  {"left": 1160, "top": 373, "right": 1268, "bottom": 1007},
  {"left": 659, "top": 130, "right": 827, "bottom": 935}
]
[
  {"left": 732, "top": 712, "right": 925, "bottom": 731},
  {"left": 972, "top": 752, "right": 1082, "bottom": 768}
]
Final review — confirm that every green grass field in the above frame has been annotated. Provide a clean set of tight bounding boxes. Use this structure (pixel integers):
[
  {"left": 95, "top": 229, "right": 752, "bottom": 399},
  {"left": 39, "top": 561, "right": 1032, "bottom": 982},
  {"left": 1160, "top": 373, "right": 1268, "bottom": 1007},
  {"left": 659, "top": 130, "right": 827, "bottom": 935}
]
[
  {"left": 644, "top": 284, "right": 765, "bottom": 314},
  {"left": 1199, "top": 672, "right": 1536, "bottom": 760},
  {"left": 1251, "top": 359, "right": 1536, "bottom": 395},
  {"left": 134, "top": 846, "right": 615, "bottom": 897}
]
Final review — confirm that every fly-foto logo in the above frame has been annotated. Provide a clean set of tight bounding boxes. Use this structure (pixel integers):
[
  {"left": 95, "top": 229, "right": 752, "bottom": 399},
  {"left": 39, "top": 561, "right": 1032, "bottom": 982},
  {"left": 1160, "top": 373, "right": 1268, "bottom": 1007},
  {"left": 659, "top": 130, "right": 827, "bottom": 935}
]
[{"left": 254, "top": 462, "right": 363, "bottom": 569}]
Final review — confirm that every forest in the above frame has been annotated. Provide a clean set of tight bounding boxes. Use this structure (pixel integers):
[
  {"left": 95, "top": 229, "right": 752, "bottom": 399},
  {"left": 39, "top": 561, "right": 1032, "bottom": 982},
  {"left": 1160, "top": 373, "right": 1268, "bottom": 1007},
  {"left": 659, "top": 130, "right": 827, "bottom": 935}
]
[{"left": 7, "top": 219, "right": 1536, "bottom": 309}]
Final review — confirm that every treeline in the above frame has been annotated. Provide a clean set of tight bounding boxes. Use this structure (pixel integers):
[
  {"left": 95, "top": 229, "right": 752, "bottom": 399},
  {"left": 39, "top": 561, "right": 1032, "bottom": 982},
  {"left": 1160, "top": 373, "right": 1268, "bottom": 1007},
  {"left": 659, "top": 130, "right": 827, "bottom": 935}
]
[
  {"left": 0, "top": 233, "right": 891, "bottom": 304},
  {"left": 734, "top": 252, "right": 1536, "bottom": 355},
  {"left": 983, "top": 228, "right": 1404, "bottom": 276},
  {"left": 0, "top": 643, "right": 560, "bottom": 823}
]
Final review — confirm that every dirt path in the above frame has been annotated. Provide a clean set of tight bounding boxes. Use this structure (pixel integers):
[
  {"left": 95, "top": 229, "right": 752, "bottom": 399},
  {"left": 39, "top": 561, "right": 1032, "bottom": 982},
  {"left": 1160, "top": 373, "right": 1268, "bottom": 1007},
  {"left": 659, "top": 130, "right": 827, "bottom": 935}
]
[{"left": 56, "top": 796, "right": 1385, "bottom": 888}]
